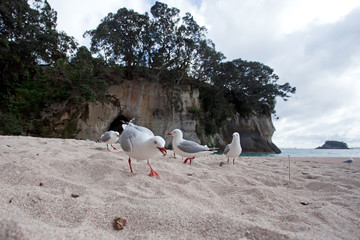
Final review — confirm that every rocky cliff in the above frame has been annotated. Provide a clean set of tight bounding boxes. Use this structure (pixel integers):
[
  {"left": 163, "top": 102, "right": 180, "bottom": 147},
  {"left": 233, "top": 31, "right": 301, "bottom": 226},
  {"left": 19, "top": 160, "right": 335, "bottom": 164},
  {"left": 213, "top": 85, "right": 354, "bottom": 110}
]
[
  {"left": 40, "top": 79, "right": 280, "bottom": 153},
  {"left": 216, "top": 114, "right": 280, "bottom": 153}
]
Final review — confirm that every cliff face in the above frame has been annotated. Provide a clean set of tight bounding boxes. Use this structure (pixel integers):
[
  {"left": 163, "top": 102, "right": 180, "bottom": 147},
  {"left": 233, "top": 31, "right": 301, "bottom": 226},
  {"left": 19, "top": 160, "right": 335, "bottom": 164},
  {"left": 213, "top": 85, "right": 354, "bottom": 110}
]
[
  {"left": 41, "top": 79, "right": 280, "bottom": 153},
  {"left": 218, "top": 114, "right": 280, "bottom": 153},
  {"left": 75, "top": 79, "right": 201, "bottom": 144}
]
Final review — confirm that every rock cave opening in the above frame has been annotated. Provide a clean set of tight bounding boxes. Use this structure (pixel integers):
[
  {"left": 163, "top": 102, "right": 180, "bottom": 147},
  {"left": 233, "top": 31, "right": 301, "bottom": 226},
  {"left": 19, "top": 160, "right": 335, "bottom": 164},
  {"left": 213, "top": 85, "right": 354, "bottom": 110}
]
[{"left": 108, "top": 115, "right": 129, "bottom": 133}]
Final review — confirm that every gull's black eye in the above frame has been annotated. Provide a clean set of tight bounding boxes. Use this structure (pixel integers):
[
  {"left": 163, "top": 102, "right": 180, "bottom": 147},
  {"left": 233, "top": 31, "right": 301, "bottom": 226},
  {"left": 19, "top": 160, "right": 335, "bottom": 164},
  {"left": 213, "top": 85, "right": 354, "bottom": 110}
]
[{"left": 154, "top": 141, "right": 157, "bottom": 144}]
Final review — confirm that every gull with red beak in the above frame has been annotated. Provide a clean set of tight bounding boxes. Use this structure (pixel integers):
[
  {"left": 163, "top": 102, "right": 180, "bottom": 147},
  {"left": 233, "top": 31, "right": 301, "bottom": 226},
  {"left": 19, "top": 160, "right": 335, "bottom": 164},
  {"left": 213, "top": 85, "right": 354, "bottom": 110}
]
[
  {"left": 167, "top": 129, "right": 214, "bottom": 165},
  {"left": 120, "top": 119, "right": 167, "bottom": 177},
  {"left": 99, "top": 130, "right": 120, "bottom": 151},
  {"left": 223, "top": 132, "right": 242, "bottom": 165}
]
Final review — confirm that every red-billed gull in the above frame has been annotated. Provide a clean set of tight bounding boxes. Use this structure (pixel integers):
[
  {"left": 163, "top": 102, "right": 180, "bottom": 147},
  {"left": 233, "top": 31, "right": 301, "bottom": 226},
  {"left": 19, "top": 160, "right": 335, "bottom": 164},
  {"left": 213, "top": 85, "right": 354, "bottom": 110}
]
[
  {"left": 99, "top": 130, "right": 120, "bottom": 151},
  {"left": 120, "top": 119, "right": 167, "bottom": 177},
  {"left": 223, "top": 132, "right": 242, "bottom": 165},
  {"left": 167, "top": 129, "right": 214, "bottom": 165},
  {"left": 343, "top": 157, "right": 354, "bottom": 168}
]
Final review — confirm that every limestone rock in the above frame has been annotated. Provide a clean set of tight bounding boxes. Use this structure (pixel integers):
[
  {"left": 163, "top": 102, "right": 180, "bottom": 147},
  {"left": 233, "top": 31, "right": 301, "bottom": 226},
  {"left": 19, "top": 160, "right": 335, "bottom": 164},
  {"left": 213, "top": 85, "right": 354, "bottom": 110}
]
[{"left": 39, "top": 79, "right": 280, "bottom": 153}]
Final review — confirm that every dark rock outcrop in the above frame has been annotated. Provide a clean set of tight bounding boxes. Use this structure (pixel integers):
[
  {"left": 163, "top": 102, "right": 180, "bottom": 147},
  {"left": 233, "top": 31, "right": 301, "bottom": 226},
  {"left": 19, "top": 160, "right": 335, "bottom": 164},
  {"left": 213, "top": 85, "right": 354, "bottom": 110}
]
[
  {"left": 218, "top": 114, "right": 280, "bottom": 153},
  {"left": 316, "top": 140, "right": 349, "bottom": 149},
  {"left": 39, "top": 79, "right": 280, "bottom": 153}
]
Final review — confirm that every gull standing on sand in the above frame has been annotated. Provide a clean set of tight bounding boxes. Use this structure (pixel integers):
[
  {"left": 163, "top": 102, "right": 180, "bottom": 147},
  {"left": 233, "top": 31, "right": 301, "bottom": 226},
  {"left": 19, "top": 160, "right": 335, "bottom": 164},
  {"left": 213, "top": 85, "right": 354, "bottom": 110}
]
[
  {"left": 223, "top": 132, "right": 242, "bottom": 165},
  {"left": 343, "top": 157, "right": 354, "bottom": 168},
  {"left": 99, "top": 130, "right": 120, "bottom": 151},
  {"left": 167, "top": 129, "right": 214, "bottom": 165},
  {"left": 120, "top": 119, "right": 167, "bottom": 177}
]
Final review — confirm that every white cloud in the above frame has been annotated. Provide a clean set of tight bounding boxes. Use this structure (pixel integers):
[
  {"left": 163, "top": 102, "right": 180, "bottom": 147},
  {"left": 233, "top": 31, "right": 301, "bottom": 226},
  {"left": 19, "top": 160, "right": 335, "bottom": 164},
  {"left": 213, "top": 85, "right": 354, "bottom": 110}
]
[
  {"left": 270, "top": 7, "right": 360, "bottom": 148},
  {"left": 50, "top": 0, "right": 152, "bottom": 46}
]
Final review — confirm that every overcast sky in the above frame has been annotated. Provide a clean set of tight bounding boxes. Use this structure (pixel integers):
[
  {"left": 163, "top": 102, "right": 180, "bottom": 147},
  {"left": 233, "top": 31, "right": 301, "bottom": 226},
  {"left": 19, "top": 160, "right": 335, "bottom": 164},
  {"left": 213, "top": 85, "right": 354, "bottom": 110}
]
[{"left": 48, "top": 0, "right": 360, "bottom": 148}]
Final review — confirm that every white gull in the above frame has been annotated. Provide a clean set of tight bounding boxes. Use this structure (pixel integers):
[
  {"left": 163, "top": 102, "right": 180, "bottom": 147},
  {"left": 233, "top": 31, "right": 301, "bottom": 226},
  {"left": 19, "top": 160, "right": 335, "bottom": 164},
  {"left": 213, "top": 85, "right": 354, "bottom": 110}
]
[
  {"left": 223, "top": 132, "right": 242, "bottom": 165},
  {"left": 343, "top": 157, "right": 354, "bottom": 168},
  {"left": 99, "top": 130, "right": 120, "bottom": 151},
  {"left": 167, "top": 129, "right": 214, "bottom": 165},
  {"left": 120, "top": 119, "right": 167, "bottom": 177}
]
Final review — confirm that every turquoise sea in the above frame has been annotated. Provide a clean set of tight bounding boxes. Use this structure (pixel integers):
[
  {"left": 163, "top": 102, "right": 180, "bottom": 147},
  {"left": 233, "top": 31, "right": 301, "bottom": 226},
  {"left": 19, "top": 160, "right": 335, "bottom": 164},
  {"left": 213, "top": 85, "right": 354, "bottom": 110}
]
[{"left": 241, "top": 148, "right": 360, "bottom": 158}]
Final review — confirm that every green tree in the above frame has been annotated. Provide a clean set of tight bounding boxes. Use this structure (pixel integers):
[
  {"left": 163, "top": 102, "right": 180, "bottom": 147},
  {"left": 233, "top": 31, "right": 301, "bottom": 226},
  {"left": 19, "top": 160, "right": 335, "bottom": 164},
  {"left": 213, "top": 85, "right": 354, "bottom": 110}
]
[
  {"left": 198, "top": 83, "right": 234, "bottom": 134},
  {"left": 0, "top": 0, "right": 77, "bottom": 133},
  {"left": 149, "top": 1, "right": 180, "bottom": 74},
  {"left": 0, "top": 0, "right": 76, "bottom": 98},
  {"left": 68, "top": 46, "right": 108, "bottom": 102},
  {"left": 192, "top": 39, "right": 225, "bottom": 82},
  {"left": 37, "top": 46, "right": 108, "bottom": 103},
  {"left": 213, "top": 59, "right": 296, "bottom": 116},
  {"left": 171, "top": 12, "right": 207, "bottom": 84},
  {"left": 85, "top": 1, "right": 219, "bottom": 85},
  {"left": 85, "top": 8, "right": 149, "bottom": 68},
  {"left": 148, "top": 2, "right": 213, "bottom": 84}
]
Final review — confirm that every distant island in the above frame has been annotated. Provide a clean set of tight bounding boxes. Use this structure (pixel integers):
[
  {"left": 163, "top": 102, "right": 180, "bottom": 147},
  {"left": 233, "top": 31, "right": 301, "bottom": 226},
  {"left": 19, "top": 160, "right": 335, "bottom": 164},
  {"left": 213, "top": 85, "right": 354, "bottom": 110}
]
[{"left": 316, "top": 140, "right": 349, "bottom": 149}]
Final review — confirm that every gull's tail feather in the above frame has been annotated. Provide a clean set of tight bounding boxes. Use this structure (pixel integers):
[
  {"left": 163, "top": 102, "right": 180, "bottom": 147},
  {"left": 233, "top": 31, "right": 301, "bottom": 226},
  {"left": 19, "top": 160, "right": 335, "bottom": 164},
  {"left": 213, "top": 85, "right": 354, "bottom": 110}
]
[{"left": 121, "top": 118, "right": 136, "bottom": 130}]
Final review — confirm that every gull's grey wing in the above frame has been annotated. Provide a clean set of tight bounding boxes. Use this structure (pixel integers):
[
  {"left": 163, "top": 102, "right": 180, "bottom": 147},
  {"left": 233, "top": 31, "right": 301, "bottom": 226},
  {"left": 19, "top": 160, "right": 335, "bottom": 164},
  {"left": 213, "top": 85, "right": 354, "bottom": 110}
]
[
  {"left": 223, "top": 144, "right": 231, "bottom": 154},
  {"left": 100, "top": 132, "right": 112, "bottom": 142},
  {"left": 119, "top": 128, "right": 137, "bottom": 152},
  {"left": 130, "top": 123, "right": 154, "bottom": 137},
  {"left": 122, "top": 118, "right": 154, "bottom": 137},
  {"left": 177, "top": 140, "right": 210, "bottom": 153},
  {"left": 120, "top": 122, "right": 154, "bottom": 152}
]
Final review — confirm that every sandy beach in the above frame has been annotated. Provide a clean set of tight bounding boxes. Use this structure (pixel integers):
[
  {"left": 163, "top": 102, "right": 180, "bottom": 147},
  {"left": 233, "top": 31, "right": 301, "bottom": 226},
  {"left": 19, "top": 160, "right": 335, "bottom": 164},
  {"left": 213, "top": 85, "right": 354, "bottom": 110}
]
[{"left": 0, "top": 135, "right": 359, "bottom": 239}]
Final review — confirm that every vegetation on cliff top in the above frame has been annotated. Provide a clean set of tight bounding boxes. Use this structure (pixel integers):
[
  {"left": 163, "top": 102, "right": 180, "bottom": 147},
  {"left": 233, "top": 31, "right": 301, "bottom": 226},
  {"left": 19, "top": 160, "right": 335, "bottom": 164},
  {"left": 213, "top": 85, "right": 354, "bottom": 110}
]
[{"left": 0, "top": 0, "right": 296, "bottom": 135}]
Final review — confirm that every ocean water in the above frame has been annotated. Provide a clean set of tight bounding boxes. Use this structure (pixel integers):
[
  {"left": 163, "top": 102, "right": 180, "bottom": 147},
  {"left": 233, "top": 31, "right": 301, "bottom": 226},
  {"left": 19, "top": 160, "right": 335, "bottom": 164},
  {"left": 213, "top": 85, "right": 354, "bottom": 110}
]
[{"left": 241, "top": 148, "right": 360, "bottom": 158}]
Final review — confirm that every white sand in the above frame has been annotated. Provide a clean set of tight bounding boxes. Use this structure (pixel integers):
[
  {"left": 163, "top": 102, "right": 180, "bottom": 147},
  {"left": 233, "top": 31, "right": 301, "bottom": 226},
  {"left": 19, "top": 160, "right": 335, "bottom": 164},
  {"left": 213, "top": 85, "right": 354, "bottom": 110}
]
[{"left": 0, "top": 136, "right": 359, "bottom": 239}]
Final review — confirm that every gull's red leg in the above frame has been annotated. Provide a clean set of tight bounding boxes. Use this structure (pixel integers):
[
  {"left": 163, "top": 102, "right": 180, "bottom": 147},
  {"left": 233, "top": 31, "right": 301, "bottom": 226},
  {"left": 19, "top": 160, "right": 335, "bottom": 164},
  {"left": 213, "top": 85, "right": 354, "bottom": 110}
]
[
  {"left": 128, "top": 157, "right": 133, "bottom": 173},
  {"left": 147, "top": 160, "right": 159, "bottom": 177},
  {"left": 184, "top": 157, "right": 195, "bottom": 165},
  {"left": 111, "top": 144, "right": 117, "bottom": 150},
  {"left": 106, "top": 144, "right": 111, "bottom": 151}
]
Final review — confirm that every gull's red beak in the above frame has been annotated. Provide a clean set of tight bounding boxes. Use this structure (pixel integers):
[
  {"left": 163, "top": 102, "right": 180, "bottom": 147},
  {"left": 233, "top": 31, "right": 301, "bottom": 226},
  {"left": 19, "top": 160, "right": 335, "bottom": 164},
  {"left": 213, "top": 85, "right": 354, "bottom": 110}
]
[
  {"left": 158, "top": 147, "right": 167, "bottom": 156},
  {"left": 166, "top": 133, "right": 172, "bottom": 136}
]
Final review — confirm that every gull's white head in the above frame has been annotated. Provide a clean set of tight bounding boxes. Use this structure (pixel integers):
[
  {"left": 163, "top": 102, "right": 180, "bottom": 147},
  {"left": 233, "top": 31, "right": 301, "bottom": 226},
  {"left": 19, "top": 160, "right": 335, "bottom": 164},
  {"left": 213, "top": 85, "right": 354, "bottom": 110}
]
[
  {"left": 153, "top": 136, "right": 167, "bottom": 156},
  {"left": 108, "top": 130, "right": 120, "bottom": 138},
  {"left": 166, "top": 129, "right": 183, "bottom": 138},
  {"left": 232, "top": 132, "right": 240, "bottom": 139}
]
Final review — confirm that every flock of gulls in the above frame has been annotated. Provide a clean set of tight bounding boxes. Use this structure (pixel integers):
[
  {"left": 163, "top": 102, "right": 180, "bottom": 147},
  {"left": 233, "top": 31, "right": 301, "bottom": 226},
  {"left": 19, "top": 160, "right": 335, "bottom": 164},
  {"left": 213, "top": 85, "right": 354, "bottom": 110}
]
[
  {"left": 99, "top": 119, "right": 242, "bottom": 177},
  {"left": 99, "top": 118, "right": 355, "bottom": 176}
]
